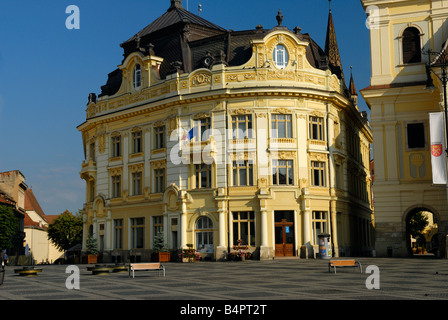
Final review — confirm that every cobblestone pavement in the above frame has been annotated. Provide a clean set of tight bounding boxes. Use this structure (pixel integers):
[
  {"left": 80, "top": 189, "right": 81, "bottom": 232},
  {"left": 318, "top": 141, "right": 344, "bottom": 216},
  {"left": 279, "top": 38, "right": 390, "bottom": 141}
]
[{"left": 0, "top": 257, "right": 446, "bottom": 315}]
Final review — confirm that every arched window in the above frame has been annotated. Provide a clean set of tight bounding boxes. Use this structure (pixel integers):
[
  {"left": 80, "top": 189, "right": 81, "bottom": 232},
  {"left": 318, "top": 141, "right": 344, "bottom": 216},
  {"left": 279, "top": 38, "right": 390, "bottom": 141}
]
[
  {"left": 402, "top": 27, "right": 421, "bottom": 64},
  {"left": 273, "top": 44, "right": 289, "bottom": 69},
  {"left": 195, "top": 216, "right": 213, "bottom": 253},
  {"left": 133, "top": 64, "right": 142, "bottom": 90}
]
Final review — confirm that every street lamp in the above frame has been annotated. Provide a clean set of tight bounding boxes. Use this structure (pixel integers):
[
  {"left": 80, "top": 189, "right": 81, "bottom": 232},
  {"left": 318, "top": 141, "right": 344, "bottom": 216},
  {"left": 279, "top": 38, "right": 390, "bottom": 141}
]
[{"left": 424, "top": 48, "right": 448, "bottom": 156}]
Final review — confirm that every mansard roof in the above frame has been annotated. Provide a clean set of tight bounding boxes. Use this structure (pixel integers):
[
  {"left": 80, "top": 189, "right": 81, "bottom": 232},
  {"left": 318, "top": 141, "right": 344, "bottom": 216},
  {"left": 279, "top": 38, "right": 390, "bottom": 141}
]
[
  {"left": 123, "top": 0, "right": 226, "bottom": 45},
  {"left": 98, "top": 1, "right": 351, "bottom": 99}
]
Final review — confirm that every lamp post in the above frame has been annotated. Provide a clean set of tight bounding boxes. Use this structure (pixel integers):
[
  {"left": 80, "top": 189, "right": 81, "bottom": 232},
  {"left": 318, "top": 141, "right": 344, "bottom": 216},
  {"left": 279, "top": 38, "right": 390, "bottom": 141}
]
[{"left": 424, "top": 48, "right": 448, "bottom": 156}]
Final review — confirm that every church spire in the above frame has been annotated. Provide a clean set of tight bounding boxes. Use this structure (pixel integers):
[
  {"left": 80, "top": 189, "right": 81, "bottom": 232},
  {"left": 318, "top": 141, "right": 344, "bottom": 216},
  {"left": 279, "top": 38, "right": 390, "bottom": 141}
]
[
  {"left": 325, "top": 0, "right": 345, "bottom": 82},
  {"left": 349, "top": 66, "right": 358, "bottom": 106}
]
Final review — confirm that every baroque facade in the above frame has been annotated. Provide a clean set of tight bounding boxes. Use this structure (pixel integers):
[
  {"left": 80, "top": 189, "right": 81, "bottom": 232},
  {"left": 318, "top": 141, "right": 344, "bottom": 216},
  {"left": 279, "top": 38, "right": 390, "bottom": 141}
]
[
  {"left": 361, "top": 0, "right": 448, "bottom": 257},
  {"left": 78, "top": 0, "right": 373, "bottom": 261}
]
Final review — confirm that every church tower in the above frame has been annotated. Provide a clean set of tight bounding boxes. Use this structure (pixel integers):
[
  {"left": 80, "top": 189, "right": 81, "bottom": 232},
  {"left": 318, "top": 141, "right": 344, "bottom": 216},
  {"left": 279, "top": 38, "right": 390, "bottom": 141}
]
[{"left": 361, "top": 0, "right": 448, "bottom": 257}]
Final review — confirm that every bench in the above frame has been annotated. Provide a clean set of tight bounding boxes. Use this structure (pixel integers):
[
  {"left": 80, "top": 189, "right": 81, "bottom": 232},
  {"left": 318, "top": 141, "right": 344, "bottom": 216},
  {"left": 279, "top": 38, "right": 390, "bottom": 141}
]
[
  {"left": 328, "top": 259, "right": 362, "bottom": 274},
  {"left": 129, "top": 263, "right": 165, "bottom": 278}
]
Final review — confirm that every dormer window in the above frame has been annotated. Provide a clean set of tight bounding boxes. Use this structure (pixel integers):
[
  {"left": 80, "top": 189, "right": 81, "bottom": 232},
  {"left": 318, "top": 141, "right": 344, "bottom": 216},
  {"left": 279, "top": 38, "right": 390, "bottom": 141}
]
[
  {"left": 133, "top": 64, "right": 142, "bottom": 90},
  {"left": 402, "top": 27, "right": 421, "bottom": 64},
  {"left": 273, "top": 44, "right": 289, "bottom": 69}
]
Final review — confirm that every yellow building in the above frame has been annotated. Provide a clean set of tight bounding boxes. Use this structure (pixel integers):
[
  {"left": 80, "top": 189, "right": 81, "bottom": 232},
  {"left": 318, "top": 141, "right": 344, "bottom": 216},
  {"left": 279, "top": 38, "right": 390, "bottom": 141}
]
[
  {"left": 361, "top": 0, "right": 448, "bottom": 257},
  {"left": 78, "top": 0, "right": 373, "bottom": 261}
]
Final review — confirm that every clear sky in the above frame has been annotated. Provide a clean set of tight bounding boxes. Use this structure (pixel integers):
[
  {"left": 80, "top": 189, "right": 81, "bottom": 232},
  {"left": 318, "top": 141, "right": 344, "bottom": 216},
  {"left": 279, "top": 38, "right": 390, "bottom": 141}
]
[{"left": 0, "top": 0, "right": 371, "bottom": 215}]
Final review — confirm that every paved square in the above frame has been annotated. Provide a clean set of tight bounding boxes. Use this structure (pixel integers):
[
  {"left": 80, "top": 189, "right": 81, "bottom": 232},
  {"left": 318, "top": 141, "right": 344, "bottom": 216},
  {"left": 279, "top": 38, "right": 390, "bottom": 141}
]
[{"left": 0, "top": 257, "right": 447, "bottom": 302}]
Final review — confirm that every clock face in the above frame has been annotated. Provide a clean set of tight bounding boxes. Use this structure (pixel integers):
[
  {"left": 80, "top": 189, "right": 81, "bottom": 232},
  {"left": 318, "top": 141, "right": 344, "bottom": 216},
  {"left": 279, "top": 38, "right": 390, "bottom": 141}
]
[{"left": 273, "top": 44, "right": 289, "bottom": 69}]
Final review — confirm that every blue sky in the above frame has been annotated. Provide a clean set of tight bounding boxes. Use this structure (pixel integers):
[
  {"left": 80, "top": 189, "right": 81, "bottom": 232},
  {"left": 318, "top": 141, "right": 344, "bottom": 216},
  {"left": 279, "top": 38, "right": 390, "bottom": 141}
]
[{"left": 0, "top": 0, "right": 371, "bottom": 215}]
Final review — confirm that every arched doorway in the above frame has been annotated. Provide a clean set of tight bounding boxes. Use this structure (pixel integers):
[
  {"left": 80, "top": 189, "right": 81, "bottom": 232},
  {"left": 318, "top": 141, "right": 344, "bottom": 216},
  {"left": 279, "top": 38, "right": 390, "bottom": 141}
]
[{"left": 405, "top": 207, "right": 439, "bottom": 257}]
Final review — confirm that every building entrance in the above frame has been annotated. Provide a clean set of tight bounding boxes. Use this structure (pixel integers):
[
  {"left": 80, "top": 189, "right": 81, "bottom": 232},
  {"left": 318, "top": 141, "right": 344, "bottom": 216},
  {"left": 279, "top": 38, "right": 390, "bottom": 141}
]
[{"left": 274, "top": 211, "right": 294, "bottom": 256}]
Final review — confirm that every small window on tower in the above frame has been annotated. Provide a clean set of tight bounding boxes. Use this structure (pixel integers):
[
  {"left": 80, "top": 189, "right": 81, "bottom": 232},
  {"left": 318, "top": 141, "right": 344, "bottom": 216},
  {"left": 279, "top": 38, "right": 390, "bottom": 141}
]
[{"left": 402, "top": 27, "right": 421, "bottom": 64}]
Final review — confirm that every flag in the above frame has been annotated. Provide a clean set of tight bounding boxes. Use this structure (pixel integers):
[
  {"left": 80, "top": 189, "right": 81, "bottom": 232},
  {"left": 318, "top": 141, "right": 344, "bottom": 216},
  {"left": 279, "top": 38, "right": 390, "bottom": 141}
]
[
  {"left": 182, "top": 126, "right": 198, "bottom": 146},
  {"left": 429, "top": 112, "right": 447, "bottom": 184}
]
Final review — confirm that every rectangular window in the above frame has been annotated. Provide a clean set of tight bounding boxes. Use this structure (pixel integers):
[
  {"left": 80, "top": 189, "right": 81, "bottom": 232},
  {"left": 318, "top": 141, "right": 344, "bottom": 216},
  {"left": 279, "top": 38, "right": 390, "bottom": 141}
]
[
  {"left": 154, "top": 168, "right": 165, "bottom": 193},
  {"left": 132, "top": 131, "right": 142, "bottom": 154},
  {"left": 114, "top": 219, "right": 123, "bottom": 249},
  {"left": 335, "top": 164, "right": 342, "bottom": 189},
  {"left": 271, "top": 114, "right": 292, "bottom": 138},
  {"left": 89, "top": 180, "right": 95, "bottom": 202},
  {"left": 195, "top": 164, "right": 212, "bottom": 188},
  {"left": 111, "top": 135, "right": 121, "bottom": 157},
  {"left": 232, "top": 160, "right": 254, "bottom": 186},
  {"left": 131, "top": 218, "right": 144, "bottom": 249},
  {"left": 132, "top": 172, "right": 142, "bottom": 196},
  {"left": 154, "top": 126, "right": 165, "bottom": 149},
  {"left": 272, "top": 160, "right": 294, "bottom": 185},
  {"left": 309, "top": 116, "right": 324, "bottom": 140},
  {"left": 153, "top": 216, "right": 163, "bottom": 241},
  {"left": 312, "top": 211, "right": 327, "bottom": 245},
  {"left": 111, "top": 175, "right": 121, "bottom": 198},
  {"left": 407, "top": 122, "right": 425, "bottom": 149},
  {"left": 311, "top": 161, "right": 326, "bottom": 187},
  {"left": 196, "top": 117, "right": 211, "bottom": 141},
  {"left": 89, "top": 142, "right": 96, "bottom": 161},
  {"left": 232, "top": 115, "right": 253, "bottom": 139},
  {"left": 232, "top": 211, "right": 255, "bottom": 246}
]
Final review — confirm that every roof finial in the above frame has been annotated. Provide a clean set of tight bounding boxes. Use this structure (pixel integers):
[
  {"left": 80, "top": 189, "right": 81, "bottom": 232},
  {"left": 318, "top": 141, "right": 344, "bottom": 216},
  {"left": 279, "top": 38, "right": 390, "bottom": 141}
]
[
  {"left": 169, "top": 0, "right": 182, "bottom": 10},
  {"left": 276, "top": 10, "right": 283, "bottom": 26},
  {"left": 329, "top": 0, "right": 332, "bottom": 13}
]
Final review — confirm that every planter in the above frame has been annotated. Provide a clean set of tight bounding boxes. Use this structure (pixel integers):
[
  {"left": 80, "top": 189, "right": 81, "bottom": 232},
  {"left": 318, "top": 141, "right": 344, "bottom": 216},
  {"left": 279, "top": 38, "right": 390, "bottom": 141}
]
[
  {"left": 152, "top": 252, "right": 171, "bottom": 262},
  {"left": 182, "top": 257, "right": 196, "bottom": 263},
  {"left": 82, "top": 255, "right": 98, "bottom": 264}
]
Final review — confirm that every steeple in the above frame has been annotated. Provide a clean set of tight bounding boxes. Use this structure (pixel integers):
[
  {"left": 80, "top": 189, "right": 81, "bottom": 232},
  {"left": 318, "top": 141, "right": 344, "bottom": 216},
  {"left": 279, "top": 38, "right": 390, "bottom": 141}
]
[
  {"left": 325, "top": 0, "right": 345, "bottom": 82},
  {"left": 349, "top": 66, "right": 358, "bottom": 106}
]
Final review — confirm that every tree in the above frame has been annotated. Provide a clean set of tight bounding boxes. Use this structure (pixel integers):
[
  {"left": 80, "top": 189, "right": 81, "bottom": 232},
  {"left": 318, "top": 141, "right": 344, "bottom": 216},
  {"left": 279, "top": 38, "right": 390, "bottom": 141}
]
[
  {"left": 409, "top": 211, "right": 429, "bottom": 239},
  {"left": 0, "top": 205, "right": 19, "bottom": 251},
  {"left": 47, "top": 210, "right": 83, "bottom": 253},
  {"left": 153, "top": 232, "right": 168, "bottom": 253},
  {"left": 85, "top": 236, "right": 99, "bottom": 255}
]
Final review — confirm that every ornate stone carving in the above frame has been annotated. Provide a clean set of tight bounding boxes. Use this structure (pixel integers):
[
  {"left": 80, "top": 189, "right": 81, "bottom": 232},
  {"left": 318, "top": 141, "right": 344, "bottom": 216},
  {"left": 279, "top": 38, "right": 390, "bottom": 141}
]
[
  {"left": 151, "top": 159, "right": 167, "bottom": 169},
  {"left": 190, "top": 73, "right": 211, "bottom": 87}
]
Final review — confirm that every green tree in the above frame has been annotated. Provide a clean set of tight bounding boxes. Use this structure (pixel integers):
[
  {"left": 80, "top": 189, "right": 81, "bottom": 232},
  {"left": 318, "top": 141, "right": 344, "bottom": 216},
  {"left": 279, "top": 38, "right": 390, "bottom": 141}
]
[
  {"left": 153, "top": 232, "right": 168, "bottom": 253},
  {"left": 0, "top": 205, "right": 19, "bottom": 251},
  {"left": 47, "top": 210, "right": 83, "bottom": 253},
  {"left": 409, "top": 211, "right": 429, "bottom": 239},
  {"left": 85, "top": 236, "right": 99, "bottom": 255}
]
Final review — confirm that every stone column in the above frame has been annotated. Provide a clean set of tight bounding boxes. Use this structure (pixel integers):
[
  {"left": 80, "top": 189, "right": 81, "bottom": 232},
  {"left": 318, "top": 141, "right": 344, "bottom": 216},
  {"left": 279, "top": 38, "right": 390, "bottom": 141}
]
[
  {"left": 180, "top": 192, "right": 187, "bottom": 250},
  {"left": 105, "top": 210, "right": 112, "bottom": 251},
  {"left": 330, "top": 200, "right": 339, "bottom": 257},
  {"left": 259, "top": 197, "right": 269, "bottom": 260},
  {"left": 301, "top": 188, "right": 312, "bottom": 258}
]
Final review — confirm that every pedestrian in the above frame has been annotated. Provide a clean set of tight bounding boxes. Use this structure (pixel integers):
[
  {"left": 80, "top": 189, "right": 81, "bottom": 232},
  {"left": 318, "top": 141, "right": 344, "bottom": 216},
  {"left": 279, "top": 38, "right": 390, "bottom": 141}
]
[{"left": 1, "top": 250, "right": 8, "bottom": 267}]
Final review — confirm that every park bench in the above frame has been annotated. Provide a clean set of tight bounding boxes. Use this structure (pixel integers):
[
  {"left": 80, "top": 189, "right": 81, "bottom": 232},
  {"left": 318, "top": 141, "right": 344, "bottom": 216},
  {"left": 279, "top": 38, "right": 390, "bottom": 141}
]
[
  {"left": 129, "top": 262, "right": 165, "bottom": 278},
  {"left": 328, "top": 259, "right": 362, "bottom": 274}
]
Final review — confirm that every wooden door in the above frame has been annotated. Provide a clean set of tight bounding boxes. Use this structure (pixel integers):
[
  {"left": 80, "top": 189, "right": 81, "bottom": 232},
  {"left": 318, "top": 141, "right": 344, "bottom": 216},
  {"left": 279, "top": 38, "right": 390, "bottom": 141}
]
[{"left": 275, "top": 219, "right": 294, "bottom": 256}]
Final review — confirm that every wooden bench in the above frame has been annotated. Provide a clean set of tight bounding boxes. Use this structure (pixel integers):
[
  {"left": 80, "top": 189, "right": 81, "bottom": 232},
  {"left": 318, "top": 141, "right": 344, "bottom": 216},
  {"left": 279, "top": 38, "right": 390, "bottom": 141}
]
[
  {"left": 328, "top": 260, "right": 362, "bottom": 274},
  {"left": 129, "top": 263, "right": 165, "bottom": 278}
]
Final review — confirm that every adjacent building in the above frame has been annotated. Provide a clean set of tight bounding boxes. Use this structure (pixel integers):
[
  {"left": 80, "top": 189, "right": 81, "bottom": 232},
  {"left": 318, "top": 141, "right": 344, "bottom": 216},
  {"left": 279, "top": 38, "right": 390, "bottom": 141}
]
[
  {"left": 0, "top": 170, "right": 63, "bottom": 264},
  {"left": 361, "top": 0, "right": 448, "bottom": 257},
  {"left": 78, "top": 0, "right": 373, "bottom": 261}
]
